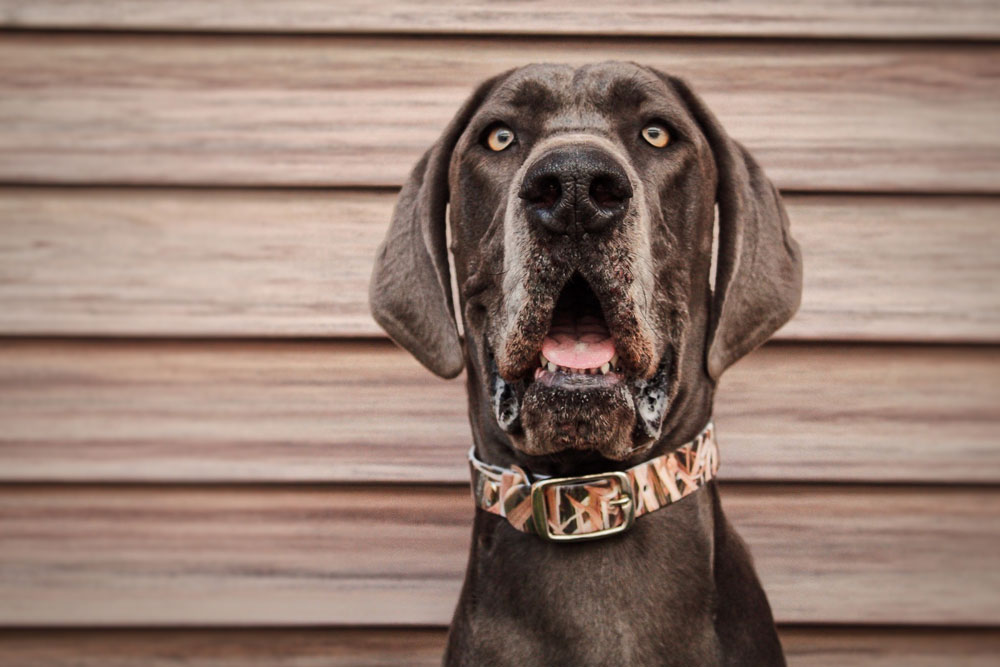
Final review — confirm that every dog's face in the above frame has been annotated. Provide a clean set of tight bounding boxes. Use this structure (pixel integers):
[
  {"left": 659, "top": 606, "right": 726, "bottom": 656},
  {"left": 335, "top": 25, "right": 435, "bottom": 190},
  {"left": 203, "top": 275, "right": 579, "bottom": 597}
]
[{"left": 371, "top": 62, "right": 801, "bottom": 466}]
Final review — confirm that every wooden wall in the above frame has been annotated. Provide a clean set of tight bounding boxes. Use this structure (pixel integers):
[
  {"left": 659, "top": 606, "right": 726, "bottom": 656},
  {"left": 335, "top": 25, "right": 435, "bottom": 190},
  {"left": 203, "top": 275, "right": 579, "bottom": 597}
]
[{"left": 0, "top": 2, "right": 998, "bottom": 664}]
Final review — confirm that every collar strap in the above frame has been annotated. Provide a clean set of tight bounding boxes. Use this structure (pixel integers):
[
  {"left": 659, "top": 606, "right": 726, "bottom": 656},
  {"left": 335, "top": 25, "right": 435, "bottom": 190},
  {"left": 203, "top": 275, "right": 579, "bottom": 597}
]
[{"left": 469, "top": 422, "right": 719, "bottom": 542}]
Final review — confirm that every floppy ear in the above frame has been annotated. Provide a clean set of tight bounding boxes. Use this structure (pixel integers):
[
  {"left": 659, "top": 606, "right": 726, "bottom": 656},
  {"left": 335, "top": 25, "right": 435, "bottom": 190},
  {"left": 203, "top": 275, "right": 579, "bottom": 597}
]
[
  {"left": 369, "top": 74, "right": 506, "bottom": 378},
  {"left": 669, "top": 75, "right": 803, "bottom": 381}
]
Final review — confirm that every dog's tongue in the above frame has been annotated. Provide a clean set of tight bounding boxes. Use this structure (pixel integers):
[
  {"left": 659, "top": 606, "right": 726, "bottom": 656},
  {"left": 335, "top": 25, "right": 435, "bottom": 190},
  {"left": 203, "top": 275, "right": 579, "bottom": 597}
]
[{"left": 541, "top": 313, "right": 616, "bottom": 369}]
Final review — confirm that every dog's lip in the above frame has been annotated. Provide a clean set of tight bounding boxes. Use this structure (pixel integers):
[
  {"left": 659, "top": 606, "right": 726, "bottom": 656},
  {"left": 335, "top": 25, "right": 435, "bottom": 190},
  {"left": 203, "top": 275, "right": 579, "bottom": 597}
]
[{"left": 532, "top": 366, "right": 623, "bottom": 388}]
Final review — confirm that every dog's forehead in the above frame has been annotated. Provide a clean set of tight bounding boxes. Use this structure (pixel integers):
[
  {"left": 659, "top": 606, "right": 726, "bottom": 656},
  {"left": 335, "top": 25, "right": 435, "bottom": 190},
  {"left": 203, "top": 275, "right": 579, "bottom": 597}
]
[{"left": 484, "top": 62, "right": 674, "bottom": 129}]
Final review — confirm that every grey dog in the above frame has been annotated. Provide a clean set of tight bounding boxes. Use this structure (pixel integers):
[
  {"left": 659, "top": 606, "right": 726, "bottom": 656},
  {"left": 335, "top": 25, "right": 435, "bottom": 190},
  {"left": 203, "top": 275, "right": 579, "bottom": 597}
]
[{"left": 370, "top": 62, "right": 802, "bottom": 666}]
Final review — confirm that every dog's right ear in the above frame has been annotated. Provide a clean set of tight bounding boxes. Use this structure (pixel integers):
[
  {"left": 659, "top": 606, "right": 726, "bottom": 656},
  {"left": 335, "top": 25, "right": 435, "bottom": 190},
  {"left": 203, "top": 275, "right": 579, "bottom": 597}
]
[
  {"left": 666, "top": 74, "right": 803, "bottom": 382},
  {"left": 369, "top": 73, "right": 507, "bottom": 379}
]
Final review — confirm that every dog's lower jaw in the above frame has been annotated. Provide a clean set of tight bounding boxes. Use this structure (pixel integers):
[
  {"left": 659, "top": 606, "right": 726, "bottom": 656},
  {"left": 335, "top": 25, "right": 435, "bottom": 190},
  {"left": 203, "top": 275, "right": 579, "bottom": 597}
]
[
  {"left": 520, "top": 380, "right": 636, "bottom": 459},
  {"left": 487, "top": 350, "right": 674, "bottom": 460}
]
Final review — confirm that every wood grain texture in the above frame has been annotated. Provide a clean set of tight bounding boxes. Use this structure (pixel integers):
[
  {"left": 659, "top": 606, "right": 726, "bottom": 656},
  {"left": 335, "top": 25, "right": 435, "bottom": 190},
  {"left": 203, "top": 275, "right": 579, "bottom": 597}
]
[
  {"left": 2, "top": 1, "right": 999, "bottom": 39},
  {"left": 0, "top": 629, "right": 449, "bottom": 667},
  {"left": 1, "top": 188, "right": 997, "bottom": 341},
  {"left": 779, "top": 628, "right": 1000, "bottom": 667},
  {"left": 1, "top": 627, "right": 998, "bottom": 666},
  {"left": 0, "top": 0, "right": 996, "bottom": 654},
  {"left": 0, "top": 484, "right": 996, "bottom": 626},
  {"left": 1, "top": 340, "right": 996, "bottom": 484},
  {"left": 1, "top": 35, "right": 997, "bottom": 191}
]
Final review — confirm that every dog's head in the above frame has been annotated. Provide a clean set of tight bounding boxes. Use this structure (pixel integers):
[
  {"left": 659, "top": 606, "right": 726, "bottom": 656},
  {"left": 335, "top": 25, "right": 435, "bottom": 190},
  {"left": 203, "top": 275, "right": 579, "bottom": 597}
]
[{"left": 371, "top": 62, "right": 801, "bottom": 466}]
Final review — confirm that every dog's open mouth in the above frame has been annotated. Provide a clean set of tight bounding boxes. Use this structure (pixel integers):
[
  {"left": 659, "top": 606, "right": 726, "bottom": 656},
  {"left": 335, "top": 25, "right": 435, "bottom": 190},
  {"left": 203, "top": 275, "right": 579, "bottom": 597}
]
[
  {"left": 488, "top": 271, "right": 674, "bottom": 460},
  {"left": 534, "top": 275, "right": 623, "bottom": 384}
]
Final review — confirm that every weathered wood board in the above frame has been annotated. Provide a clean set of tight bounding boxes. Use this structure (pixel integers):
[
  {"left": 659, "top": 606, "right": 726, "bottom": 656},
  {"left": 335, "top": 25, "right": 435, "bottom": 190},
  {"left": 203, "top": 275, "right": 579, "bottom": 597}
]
[
  {"left": 1, "top": 189, "right": 996, "bottom": 341},
  {"left": 0, "top": 484, "right": 996, "bottom": 626},
  {"left": 0, "top": 341, "right": 996, "bottom": 484},
  {"left": 0, "top": 627, "right": 998, "bottom": 667},
  {"left": 1, "top": 36, "right": 997, "bottom": 191},
  {"left": 1, "top": 1, "right": 998, "bottom": 39}
]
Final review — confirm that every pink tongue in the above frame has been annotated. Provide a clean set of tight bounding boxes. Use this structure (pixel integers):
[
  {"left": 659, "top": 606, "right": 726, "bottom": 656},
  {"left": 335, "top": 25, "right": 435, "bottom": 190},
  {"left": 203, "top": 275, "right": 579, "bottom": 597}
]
[{"left": 541, "top": 314, "right": 616, "bottom": 369}]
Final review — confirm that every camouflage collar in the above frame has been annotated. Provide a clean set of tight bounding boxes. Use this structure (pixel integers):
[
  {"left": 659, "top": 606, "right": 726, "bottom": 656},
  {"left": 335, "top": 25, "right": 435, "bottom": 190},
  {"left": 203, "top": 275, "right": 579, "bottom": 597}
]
[{"left": 469, "top": 422, "right": 719, "bottom": 542}]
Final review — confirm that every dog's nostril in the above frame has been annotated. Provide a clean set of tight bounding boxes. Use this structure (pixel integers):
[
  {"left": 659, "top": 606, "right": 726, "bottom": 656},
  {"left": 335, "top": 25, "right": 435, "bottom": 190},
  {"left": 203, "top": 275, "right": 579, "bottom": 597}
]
[
  {"left": 521, "top": 175, "right": 562, "bottom": 210},
  {"left": 535, "top": 177, "right": 562, "bottom": 210},
  {"left": 589, "top": 175, "right": 631, "bottom": 210}
]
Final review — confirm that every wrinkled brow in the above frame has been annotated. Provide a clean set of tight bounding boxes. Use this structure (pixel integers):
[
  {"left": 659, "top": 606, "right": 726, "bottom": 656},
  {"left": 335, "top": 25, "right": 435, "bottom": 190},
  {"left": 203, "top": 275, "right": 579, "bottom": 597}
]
[
  {"left": 600, "top": 76, "right": 657, "bottom": 113},
  {"left": 500, "top": 79, "right": 562, "bottom": 113}
]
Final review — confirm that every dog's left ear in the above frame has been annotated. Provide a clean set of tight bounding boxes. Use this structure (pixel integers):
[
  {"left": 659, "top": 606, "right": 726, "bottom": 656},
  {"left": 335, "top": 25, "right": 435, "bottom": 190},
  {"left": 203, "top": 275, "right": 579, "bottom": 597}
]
[
  {"left": 667, "top": 74, "right": 803, "bottom": 381},
  {"left": 369, "top": 73, "right": 507, "bottom": 379}
]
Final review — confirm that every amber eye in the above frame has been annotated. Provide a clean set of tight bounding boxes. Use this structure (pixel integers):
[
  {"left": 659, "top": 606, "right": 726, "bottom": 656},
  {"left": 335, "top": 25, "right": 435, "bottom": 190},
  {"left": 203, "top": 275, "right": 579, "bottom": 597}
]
[
  {"left": 641, "top": 123, "right": 670, "bottom": 148},
  {"left": 486, "top": 125, "right": 515, "bottom": 152}
]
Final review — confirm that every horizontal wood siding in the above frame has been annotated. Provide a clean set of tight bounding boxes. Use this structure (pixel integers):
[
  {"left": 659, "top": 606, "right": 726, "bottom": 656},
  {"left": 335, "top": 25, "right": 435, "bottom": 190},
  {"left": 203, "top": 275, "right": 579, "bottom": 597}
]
[
  {"left": 0, "top": 189, "right": 996, "bottom": 341},
  {"left": 1, "top": 36, "right": 997, "bottom": 192},
  {"left": 1, "top": 628, "right": 999, "bottom": 667},
  {"left": 0, "top": 2, "right": 996, "bottom": 664},
  {"left": 1, "top": 484, "right": 997, "bottom": 626},
  {"left": 0, "top": 341, "right": 996, "bottom": 484},
  {"left": 1, "top": 1, "right": 998, "bottom": 40}
]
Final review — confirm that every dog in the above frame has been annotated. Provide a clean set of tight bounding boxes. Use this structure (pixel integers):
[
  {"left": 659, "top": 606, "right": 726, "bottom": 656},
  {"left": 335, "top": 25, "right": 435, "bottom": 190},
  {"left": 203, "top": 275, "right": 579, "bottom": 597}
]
[{"left": 370, "top": 62, "right": 802, "bottom": 666}]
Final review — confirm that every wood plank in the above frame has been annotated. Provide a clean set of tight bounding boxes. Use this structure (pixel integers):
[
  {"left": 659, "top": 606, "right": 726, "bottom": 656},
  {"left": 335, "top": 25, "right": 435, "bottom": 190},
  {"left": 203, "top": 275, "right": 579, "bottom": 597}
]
[
  {"left": 2, "top": 1, "right": 999, "bottom": 40},
  {"left": 1, "top": 340, "right": 996, "bottom": 484},
  {"left": 781, "top": 628, "right": 1000, "bottom": 666},
  {"left": 0, "top": 484, "right": 996, "bottom": 626},
  {"left": 1, "top": 627, "right": 998, "bottom": 666},
  {"left": 1, "top": 189, "right": 997, "bottom": 341},
  {"left": 0, "top": 629, "right": 449, "bottom": 667},
  {"left": 0, "top": 35, "right": 997, "bottom": 192}
]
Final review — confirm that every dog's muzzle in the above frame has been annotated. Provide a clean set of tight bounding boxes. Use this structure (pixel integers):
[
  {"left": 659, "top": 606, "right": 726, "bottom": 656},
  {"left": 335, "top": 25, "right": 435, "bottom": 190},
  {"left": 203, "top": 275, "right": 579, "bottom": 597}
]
[{"left": 469, "top": 422, "right": 719, "bottom": 542}]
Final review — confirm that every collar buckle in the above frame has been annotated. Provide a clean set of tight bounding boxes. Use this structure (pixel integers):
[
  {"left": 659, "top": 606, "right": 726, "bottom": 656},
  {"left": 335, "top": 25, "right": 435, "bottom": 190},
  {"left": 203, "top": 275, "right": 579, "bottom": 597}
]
[{"left": 530, "top": 471, "right": 636, "bottom": 542}]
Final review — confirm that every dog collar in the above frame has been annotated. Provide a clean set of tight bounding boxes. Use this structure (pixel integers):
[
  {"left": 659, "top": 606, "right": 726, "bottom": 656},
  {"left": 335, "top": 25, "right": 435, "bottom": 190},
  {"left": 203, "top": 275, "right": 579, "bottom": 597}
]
[{"left": 469, "top": 422, "right": 719, "bottom": 542}]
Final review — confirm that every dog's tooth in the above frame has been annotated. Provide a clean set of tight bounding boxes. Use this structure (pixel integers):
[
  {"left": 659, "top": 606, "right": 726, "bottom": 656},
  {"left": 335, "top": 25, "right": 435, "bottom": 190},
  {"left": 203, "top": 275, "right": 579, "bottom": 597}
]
[
  {"left": 539, "top": 353, "right": 548, "bottom": 368},
  {"left": 609, "top": 353, "right": 622, "bottom": 372},
  {"left": 600, "top": 362, "right": 610, "bottom": 375}
]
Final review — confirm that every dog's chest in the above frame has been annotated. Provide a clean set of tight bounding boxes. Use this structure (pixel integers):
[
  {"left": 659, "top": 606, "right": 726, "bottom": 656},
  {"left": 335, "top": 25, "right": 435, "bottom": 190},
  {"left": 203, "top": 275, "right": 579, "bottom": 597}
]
[{"left": 454, "top": 498, "right": 721, "bottom": 665}]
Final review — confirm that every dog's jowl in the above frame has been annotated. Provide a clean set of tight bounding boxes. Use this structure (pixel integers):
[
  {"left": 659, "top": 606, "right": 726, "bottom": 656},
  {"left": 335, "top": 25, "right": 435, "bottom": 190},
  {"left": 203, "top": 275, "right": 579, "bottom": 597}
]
[{"left": 370, "top": 62, "right": 802, "bottom": 666}]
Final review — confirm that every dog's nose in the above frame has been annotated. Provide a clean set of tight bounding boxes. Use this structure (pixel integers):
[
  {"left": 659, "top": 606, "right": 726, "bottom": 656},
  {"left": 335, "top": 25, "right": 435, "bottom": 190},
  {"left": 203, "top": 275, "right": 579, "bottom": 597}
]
[{"left": 519, "top": 146, "right": 633, "bottom": 235}]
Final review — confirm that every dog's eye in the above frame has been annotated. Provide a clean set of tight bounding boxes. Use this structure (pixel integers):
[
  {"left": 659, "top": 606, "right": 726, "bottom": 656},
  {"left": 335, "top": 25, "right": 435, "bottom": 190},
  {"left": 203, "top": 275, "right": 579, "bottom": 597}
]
[
  {"left": 641, "top": 124, "right": 670, "bottom": 148},
  {"left": 485, "top": 125, "right": 516, "bottom": 152}
]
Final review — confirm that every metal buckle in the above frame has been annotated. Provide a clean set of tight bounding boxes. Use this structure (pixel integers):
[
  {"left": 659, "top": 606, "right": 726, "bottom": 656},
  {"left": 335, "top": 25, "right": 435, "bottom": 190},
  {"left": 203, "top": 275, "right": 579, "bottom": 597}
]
[{"left": 530, "top": 471, "right": 636, "bottom": 542}]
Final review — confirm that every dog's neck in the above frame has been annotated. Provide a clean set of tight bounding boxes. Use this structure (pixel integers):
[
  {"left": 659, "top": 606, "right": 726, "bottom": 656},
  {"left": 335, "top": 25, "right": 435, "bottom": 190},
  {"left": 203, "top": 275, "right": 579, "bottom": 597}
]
[{"left": 448, "top": 383, "right": 723, "bottom": 662}]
